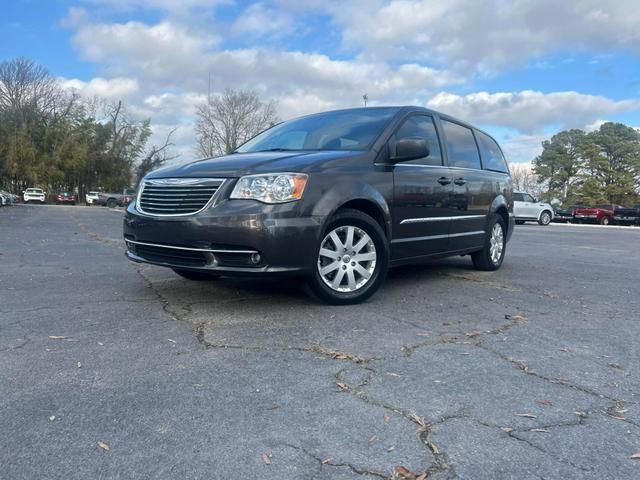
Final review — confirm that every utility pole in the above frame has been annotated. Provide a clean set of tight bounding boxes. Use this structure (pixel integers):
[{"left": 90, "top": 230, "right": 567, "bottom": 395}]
[{"left": 362, "top": 93, "right": 368, "bottom": 107}]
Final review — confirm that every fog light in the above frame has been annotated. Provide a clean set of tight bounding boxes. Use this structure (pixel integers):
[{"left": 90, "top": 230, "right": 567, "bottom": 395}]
[{"left": 250, "top": 253, "right": 262, "bottom": 264}]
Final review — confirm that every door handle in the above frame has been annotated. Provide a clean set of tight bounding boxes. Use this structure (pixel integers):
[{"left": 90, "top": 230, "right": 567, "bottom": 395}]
[
  {"left": 437, "top": 177, "right": 452, "bottom": 185},
  {"left": 454, "top": 177, "right": 466, "bottom": 186}
]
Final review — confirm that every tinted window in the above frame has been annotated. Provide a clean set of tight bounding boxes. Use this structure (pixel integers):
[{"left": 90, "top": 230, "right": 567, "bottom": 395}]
[
  {"left": 476, "top": 130, "right": 508, "bottom": 173},
  {"left": 513, "top": 193, "right": 524, "bottom": 201},
  {"left": 236, "top": 107, "right": 399, "bottom": 153},
  {"left": 394, "top": 115, "right": 442, "bottom": 166},
  {"left": 441, "top": 120, "right": 481, "bottom": 169}
]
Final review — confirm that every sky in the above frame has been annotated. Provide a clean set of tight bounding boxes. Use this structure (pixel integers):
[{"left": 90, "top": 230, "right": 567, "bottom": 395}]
[{"left": 3, "top": 0, "right": 640, "bottom": 165}]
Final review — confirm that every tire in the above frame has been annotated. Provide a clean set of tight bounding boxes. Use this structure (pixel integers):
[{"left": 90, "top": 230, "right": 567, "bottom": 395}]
[
  {"left": 106, "top": 198, "right": 117, "bottom": 208},
  {"left": 306, "top": 208, "right": 389, "bottom": 305},
  {"left": 538, "top": 211, "right": 552, "bottom": 226},
  {"left": 172, "top": 269, "right": 220, "bottom": 281},
  {"left": 515, "top": 220, "right": 525, "bottom": 225},
  {"left": 600, "top": 217, "right": 610, "bottom": 226},
  {"left": 471, "top": 214, "right": 507, "bottom": 271}
]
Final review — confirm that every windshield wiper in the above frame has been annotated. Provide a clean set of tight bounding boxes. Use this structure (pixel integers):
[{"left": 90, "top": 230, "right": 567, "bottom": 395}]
[{"left": 253, "top": 148, "right": 297, "bottom": 152}]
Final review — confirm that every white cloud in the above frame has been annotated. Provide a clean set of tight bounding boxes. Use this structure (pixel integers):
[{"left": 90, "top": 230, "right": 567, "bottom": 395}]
[
  {"left": 427, "top": 90, "right": 640, "bottom": 133},
  {"left": 297, "top": 0, "right": 640, "bottom": 73},
  {"left": 59, "top": 77, "right": 140, "bottom": 100},
  {"left": 231, "top": 3, "right": 294, "bottom": 38}
]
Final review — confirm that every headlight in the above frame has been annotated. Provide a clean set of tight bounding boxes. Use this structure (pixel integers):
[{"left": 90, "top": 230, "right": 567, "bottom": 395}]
[{"left": 230, "top": 173, "right": 308, "bottom": 203}]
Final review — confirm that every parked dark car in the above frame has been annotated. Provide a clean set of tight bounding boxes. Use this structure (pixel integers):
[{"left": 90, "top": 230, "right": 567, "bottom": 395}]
[
  {"left": 573, "top": 204, "right": 620, "bottom": 225},
  {"left": 552, "top": 205, "right": 585, "bottom": 223},
  {"left": 124, "top": 107, "right": 514, "bottom": 304},
  {"left": 53, "top": 191, "right": 77, "bottom": 205},
  {"left": 614, "top": 204, "right": 640, "bottom": 226}
]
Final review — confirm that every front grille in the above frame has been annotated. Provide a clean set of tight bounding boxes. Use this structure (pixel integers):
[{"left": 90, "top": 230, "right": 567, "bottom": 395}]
[
  {"left": 134, "top": 244, "right": 208, "bottom": 267},
  {"left": 138, "top": 178, "right": 224, "bottom": 216}
]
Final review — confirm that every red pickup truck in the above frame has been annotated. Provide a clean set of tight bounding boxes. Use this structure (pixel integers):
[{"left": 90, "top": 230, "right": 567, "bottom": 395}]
[{"left": 573, "top": 204, "right": 621, "bottom": 225}]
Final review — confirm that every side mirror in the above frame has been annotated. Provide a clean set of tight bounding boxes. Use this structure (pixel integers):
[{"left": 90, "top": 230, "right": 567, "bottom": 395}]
[{"left": 392, "top": 137, "right": 429, "bottom": 162}]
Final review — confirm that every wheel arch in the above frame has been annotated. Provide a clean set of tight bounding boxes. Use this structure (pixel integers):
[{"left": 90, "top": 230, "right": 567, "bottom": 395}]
[{"left": 312, "top": 181, "right": 392, "bottom": 240}]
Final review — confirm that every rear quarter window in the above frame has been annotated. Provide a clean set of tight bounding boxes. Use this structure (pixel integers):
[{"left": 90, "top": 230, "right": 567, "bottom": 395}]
[
  {"left": 476, "top": 130, "right": 509, "bottom": 173},
  {"left": 441, "top": 120, "right": 481, "bottom": 170}
]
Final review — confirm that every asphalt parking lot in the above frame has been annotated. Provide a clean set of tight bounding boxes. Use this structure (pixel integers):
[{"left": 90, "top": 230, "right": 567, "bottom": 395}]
[{"left": 1, "top": 204, "right": 639, "bottom": 480}]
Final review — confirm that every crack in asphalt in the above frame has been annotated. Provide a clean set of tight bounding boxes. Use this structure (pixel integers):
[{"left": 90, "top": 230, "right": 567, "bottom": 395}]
[{"left": 282, "top": 442, "right": 388, "bottom": 479}]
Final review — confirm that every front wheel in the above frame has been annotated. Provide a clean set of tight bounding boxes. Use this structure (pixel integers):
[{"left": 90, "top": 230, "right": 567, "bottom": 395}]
[
  {"left": 306, "top": 209, "right": 389, "bottom": 305},
  {"left": 538, "top": 211, "right": 552, "bottom": 225},
  {"left": 471, "top": 215, "right": 507, "bottom": 271},
  {"left": 172, "top": 269, "right": 219, "bottom": 281},
  {"left": 600, "top": 217, "right": 610, "bottom": 226},
  {"left": 106, "top": 199, "right": 117, "bottom": 208}
]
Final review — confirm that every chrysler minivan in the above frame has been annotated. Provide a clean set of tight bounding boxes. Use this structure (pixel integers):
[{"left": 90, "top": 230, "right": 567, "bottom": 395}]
[{"left": 124, "top": 107, "right": 514, "bottom": 304}]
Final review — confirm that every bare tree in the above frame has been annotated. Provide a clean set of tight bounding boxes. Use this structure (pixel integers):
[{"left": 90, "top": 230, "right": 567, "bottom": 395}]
[
  {"left": 194, "top": 88, "right": 279, "bottom": 157},
  {"left": 510, "top": 163, "right": 542, "bottom": 196},
  {"left": 136, "top": 128, "right": 179, "bottom": 182}
]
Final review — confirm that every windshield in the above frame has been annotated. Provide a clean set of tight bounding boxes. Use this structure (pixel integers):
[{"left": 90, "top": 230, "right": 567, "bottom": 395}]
[
  {"left": 236, "top": 108, "right": 400, "bottom": 153},
  {"left": 26, "top": 188, "right": 42, "bottom": 193}
]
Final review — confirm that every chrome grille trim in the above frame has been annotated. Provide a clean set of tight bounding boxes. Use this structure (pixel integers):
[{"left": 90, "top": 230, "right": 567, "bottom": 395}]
[{"left": 136, "top": 178, "right": 226, "bottom": 217}]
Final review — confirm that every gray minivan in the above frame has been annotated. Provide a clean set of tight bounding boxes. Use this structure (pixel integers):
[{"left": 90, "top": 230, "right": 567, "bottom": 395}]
[{"left": 124, "top": 107, "right": 514, "bottom": 304}]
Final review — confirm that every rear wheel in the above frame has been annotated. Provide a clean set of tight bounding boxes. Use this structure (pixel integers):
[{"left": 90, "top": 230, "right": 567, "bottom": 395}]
[
  {"left": 538, "top": 211, "right": 552, "bottom": 225},
  {"left": 471, "top": 214, "right": 506, "bottom": 271},
  {"left": 106, "top": 198, "right": 117, "bottom": 208},
  {"left": 600, "top": 216, "right": 611, "bottom": 226},
  {"left": 306, "top": 209, "right": 388, "bottom": 305},
  {"left": 172, "top": 269, "right": 219, "bottom": 281}
]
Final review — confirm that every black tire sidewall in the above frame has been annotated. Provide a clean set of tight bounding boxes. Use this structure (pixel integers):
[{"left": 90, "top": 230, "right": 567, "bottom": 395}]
[{"left": 307, "top": 210, "right": 389, "bottom": 305}]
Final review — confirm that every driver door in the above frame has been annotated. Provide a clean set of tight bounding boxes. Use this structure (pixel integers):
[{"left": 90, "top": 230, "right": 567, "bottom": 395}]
[{"left": 391, "top": 114, "right": 454, "bottom": 259}]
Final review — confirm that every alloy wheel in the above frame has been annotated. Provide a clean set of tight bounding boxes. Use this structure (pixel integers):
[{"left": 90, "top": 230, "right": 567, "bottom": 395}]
[
  {"left": 317, "top": 225, "right": 377, "bottom": 292},
  {"left": 489, "top": 223, "right": 504, "bottom": 265}
]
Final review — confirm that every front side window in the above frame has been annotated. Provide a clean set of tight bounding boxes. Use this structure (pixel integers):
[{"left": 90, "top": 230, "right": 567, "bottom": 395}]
[
  {"left": 523, "top": 194, "right": 535, "bottom": 203},
  {"left": 236, "top": 108, "right": 399, "bottom": 153},
  {"left": 513, "top": 193, "right": 524, "bottom": 201},
  {"left": 394, "top": 115, "right": 442, "bottom": 166},
  {"left": 476, "top": 130, "right": 509, "bottom": 173},
  {"left": 441, "top": 120, "right": 482, "bottom": 169}
]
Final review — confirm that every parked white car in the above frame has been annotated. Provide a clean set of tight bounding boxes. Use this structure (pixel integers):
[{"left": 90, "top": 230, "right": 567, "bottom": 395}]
[
  {"left": 85, "top": 191, "right": 101, "bottom": 205},
  {"left": 23, "top": 188, "right": 46, "bottom": 204},
  {"left": 513, "top": 192, "right": 554, "bottom": 225}
]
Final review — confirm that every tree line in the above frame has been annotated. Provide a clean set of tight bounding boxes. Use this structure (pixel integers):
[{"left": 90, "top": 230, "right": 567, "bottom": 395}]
[
  {"left": 533, "top": 123, "right": 640, "bottom": 206},
  {"left": 0, "top": 57, "right": 175, "bottom": 198}
]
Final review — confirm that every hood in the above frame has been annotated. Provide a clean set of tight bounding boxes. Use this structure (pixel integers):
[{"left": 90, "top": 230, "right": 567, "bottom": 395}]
[{"left": 146, "top": 150, "right": 363, "bottom": 179}]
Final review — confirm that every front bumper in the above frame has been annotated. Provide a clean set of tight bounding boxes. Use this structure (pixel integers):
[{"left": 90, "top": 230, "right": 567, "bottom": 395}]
[{"left": 123, "top": 199, "right": 324, "bottom": 276}]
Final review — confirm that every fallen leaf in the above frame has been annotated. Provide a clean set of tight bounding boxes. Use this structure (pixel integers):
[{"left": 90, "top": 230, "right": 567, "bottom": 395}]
[
  {"left": 267, "top": 405, "right": 280, "bottom": 410},
  {"left": 530, "top": 428, "right": 549, "bottom": 432},
  {"left": 427, "top": 441, "right": 440, "bottom": 455},
  {"left": 261, "top": 453, "right": 271, "bottom": 465},
  {"left": 394, "top": 465, "right": 415, "bottom": 478},
  {"left": 465, "top": 331, "right": 482, "bottom": 338},
  {"left": 509, "top": 315, "right": 528, "bottom": 323},
  {"left": 336, "top": 382, "right": 349, "bottom": 391},
  {"left": 48, "top": 336, "right": 68, "bottom": 340},
  {"left": 501, "top": 427, "right": 513, "bottom": 433},
  {"left": 630, "top": 453, "right": 640, "bottom": 460},
  {"left": 49, "top": 416, "right": 56, "bottom": 421},
  {"left": 416, "top": 332, "right": 430, "bottom": 337},
  {"left": 97, "top": 441, "right": 110, "bottom": 451},
  {"left": 387, "top": 446, "right": 395, "bottom": 452},
  {"left": 322, "top": 457, "right": 333, "bottom": 465},
  {"left": 516, "top": 413, "right": 537, "bottom": 418},
  {"left": 536, "top": 400, "right": 553, "bottom": 406},
  {"left": 609, "top": 363, "right": 623, "bottom": 370},
  {"left": 77, "top": 362, "right": 82, "bottom": 368},
  {"left": 385, "top": 372, "right": 402, "bottom": 377},
  {"left": 383, "top": 414, "right": 390, "bottom": 424},
  {"left": 368, "top": 435, "right": 377, "bottom": 443},
  {"left": 416, "top": 474, "right": 427, "bottom": 480},
  {"left": 97, "top": 342, "right": 104, "bottom": 346},
  {"left": 167, "top": 339, "right": 177, "bottom": 344},
  {"left": 574, "top": 411, "right": 587, "bottom": 417}
]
